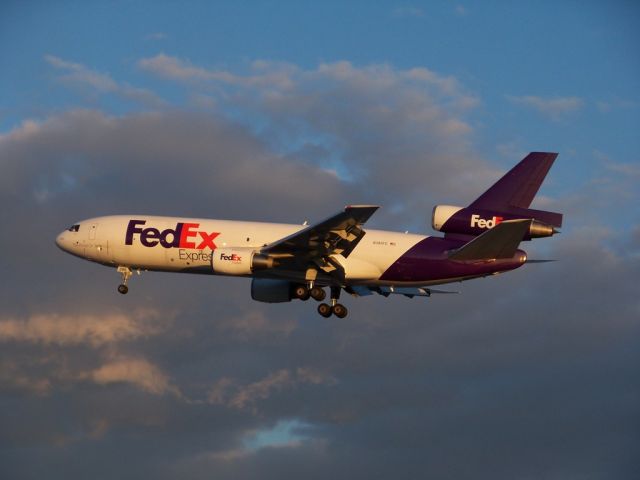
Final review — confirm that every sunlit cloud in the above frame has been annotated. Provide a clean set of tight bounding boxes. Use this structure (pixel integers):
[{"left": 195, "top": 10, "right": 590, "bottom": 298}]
[
  {"left": 207, "top": 368, "right": 337, "bottom": 412},
  {"left": 506, "top": 94, "right": 584, "bottom": 120},
  {"left": 88, "top": 355, "right": 180, "bottom": 396},
  {"left": 45, "top": 54, "right": 165, "bottom": 107},
  {"left": 0, "top": 309, "right": 169, "bottom": 347}
]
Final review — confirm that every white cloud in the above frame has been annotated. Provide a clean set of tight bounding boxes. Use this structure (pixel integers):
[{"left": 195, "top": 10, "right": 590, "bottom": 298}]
[
  {"left": 596, "top": 98, "right": 638, "bottom": 113},
  {"left": 605, "top": 162, "right": 640, "bottom": 177},
  {"left": 214, "top": 310, "right": 297, "bottom": 341},
  {"left": 144, "top": 32, "right": 167, "bottom": 41},
  {"left": 0, "top": 309, "right": 168, "bottom": 347},
  {"left": 89, "top": 355, "right": 179, "bottom": 396},
  {"left": 506, "top": 94, "right": 584, "bottom": 120},
  {"left": 138, "top": 54, "right": 296, "bottom": 90},
  {"left": 207, "top": 368, "right": 336, "bottom": 412},
  {"left": 45, "top": 54, "right": 165, "bottom": 107},
  {"left": 139, "top": 56, "right": 483, "bottom": 214}
]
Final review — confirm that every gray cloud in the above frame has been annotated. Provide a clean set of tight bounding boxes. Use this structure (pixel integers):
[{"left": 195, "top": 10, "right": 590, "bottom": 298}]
[
  {"left": 1, "top": 59, "right": 638, "bottom": 479},
  {"left": 139, "top": 56, "right": 487, "bottom": 228}
]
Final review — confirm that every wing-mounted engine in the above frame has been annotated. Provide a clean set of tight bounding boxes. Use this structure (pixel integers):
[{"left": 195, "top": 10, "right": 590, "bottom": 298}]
[
  {"left": 211, "top": 247, "right": 275, "bottom": 275},
  {"left": 431, "top": 205, "right": 559, "bottom": 240},
  {"left": 251, "top": 278, "right": 293, "bottom": 303}
]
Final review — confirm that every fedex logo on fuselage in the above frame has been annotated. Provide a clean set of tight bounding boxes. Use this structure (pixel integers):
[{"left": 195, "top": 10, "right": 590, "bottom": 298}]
[
  {"left": 125, "top": 220, "right": 219, "bottom": 249},
  {"left": 220, "top": 253, "right": 242, "bottom": 263},
  {"left": 470, "top": 214, "right": 503, "bottom": 229}
]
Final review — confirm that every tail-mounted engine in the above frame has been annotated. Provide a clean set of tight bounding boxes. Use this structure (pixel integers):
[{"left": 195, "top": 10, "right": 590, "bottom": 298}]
[
  {"left": 432, "top": 205, "right": 560, "bottom": 240},
  {"left": 211, "top": 247, "right": 275, "bottom": 275}
]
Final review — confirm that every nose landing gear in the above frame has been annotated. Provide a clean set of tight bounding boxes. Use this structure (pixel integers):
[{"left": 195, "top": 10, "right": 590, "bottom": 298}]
[{"left": 117, "top": 266, "right": 132, "bottom": 295}]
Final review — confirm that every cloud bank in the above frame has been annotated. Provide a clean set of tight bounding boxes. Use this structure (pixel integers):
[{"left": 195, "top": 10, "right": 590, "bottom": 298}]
[{"left": 1, "top": 56, "right": 638, "bottom": 479}]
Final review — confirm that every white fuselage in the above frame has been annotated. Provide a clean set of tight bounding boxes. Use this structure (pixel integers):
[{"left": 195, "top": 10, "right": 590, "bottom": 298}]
[{"left": 55, "top": 215, "right": 428, "bottom": 285}]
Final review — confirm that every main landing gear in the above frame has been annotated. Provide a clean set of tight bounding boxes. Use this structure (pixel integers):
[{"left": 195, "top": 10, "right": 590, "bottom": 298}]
[
  {"left": 293, "top": 284, "right": 348, "bottom": 318},
  {"left": 117, "top": 266, "right": 132, "bottom": 295},
  {"left": 293, "top": 284, "right": 326, "bottom": 302}
]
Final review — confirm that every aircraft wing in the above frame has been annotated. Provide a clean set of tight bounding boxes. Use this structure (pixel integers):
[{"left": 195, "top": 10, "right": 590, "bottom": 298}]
[{"left": 262, "top": 205, "right": 379, "bottom": 261}]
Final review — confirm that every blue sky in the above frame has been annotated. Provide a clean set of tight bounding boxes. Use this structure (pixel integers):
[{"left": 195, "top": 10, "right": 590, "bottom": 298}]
[
  {"left": 1, "top": 2, "right": 639, "bottom": 479},
  {"left": 2, "top": 1, "right": 639, "bottom": 204}
]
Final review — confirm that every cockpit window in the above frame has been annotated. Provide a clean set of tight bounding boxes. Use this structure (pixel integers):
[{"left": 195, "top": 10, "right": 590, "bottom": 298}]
[{"left": 68, "top": 224, "right": 80, "bottom": 232}]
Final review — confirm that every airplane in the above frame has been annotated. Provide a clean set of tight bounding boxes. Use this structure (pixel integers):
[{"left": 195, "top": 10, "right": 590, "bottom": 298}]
[{"left": 55, "top": 152, "right": 563, "bottom": 318}]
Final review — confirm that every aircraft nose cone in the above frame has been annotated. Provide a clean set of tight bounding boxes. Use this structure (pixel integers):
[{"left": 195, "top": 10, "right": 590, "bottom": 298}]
[{"left": 55, "top": 232, "right": 67, "bottom": 251}]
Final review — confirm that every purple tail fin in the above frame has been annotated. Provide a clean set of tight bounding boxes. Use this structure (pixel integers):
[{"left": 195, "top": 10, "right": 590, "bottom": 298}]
[
  {"left": 470, "top": 152, "right": 556, "bottom": 210},
  {"left": 432, "top": 152, "right": 563, "bottom": 240},
  {"left": 469, "top": 152, "right": 562, "bottom": 228}
]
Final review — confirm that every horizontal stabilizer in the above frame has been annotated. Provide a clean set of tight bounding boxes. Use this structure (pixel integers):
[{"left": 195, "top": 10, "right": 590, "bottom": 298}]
[{"left": 449, "top": 219, "right": 531, "bottom": 261}]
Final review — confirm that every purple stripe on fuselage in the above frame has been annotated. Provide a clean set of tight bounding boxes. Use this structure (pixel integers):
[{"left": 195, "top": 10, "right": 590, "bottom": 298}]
[{"left": 379, "top": 236, "right": 525, "bottom": 283}]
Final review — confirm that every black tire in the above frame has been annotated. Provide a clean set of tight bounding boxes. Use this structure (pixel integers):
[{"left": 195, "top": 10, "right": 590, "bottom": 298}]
[
  {"left": 310, "top": 286, "right": 326, "bottom": 301},
  {"left": 117, "top": 284, "right": 129, "bottom": 295},
  {"left": 317, "top": 303, "right": 332, "bottom": 317},
  {"left": 294, "top": 285, "right": 310, "bottom": 301},
  {"left": 332, "top": 303, "right": 348, "bottom": 318}
]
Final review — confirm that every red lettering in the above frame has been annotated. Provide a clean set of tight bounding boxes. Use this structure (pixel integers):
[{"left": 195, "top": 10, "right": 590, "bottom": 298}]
[
  {"left": 179, "top": 223, "right": 199, "bottom": 248},
  {"left": 197, "top": 231, "right": 219, "bottom": 250}
]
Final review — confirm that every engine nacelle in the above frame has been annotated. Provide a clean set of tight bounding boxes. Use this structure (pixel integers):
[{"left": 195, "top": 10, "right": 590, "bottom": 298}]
[
  {"left": 251, "top": 278, "right": 293, "bottom": 303},
  {"left": 432, "top": 205, "right": 464, "bottom": 231},
  {"left": 211, "top": 247, "right": 274, "bottom": 275},
  {"left": 431, "top": 205, "right": 558, "bottom": 239}
]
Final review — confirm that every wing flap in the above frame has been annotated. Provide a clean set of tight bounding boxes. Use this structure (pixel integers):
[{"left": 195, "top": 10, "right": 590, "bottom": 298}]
[
  {"left": 262, "top": 205, "right": 379, "bottom": 259},
  {"left": 448, "top": 219, "right": 531, "bottom": 261},
  {"left": 348, "top": 286, "right": 459, "bottom": 298}
]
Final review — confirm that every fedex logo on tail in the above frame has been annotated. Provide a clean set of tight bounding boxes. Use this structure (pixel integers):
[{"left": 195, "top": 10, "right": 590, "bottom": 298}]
[
  {"left": 125, "top": 220, "right": 219, "bottom": 249},
  {"left": 470, "top": 214, "right": 503, "bottom": 229}
]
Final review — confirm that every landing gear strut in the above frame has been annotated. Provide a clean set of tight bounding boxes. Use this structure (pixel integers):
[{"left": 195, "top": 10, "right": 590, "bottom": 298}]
[
  {"left": 317, "top": 286, "right": 348, "bottom": 318},
  {"left": 117, "top": 266, "right": 132, "bottom": 295}
]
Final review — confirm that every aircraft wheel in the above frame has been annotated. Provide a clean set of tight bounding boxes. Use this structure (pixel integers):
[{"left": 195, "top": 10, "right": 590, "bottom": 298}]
[
  {"left": 117, "top": 284, "right": 129, "bottom": 295},
  {"left": 332, "top": 303, "right": 348, "bottom": 318},
  {"left": 293, "top": 285, "right": 310, "bottom": 301},
  {"left": 317, "top": 303, "right": 332, "bottom": 318},
  {"left": 310, "top": 286, "right": 326, "bottom": 301}
]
